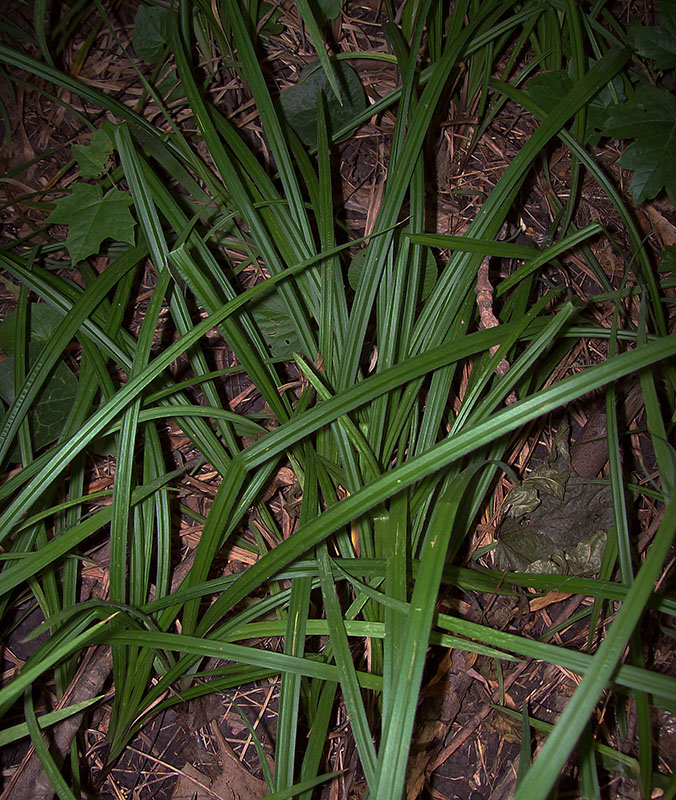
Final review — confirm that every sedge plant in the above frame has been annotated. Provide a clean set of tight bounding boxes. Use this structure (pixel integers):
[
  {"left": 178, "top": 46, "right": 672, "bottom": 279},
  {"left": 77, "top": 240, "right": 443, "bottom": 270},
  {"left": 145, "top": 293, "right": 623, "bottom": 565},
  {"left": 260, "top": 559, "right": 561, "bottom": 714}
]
[{"left": 0, "top": 1, "right": 675, "bottom": 798}]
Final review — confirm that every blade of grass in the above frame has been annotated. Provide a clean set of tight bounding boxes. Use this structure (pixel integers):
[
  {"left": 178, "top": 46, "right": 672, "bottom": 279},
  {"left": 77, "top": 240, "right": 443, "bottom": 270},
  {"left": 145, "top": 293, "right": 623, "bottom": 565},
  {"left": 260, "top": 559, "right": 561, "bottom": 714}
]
[
  {"left": 578, "top": 722, "right": 601, "bottom": 800},
  {"left": 294, "top": 0, "right": 343, "bottom": 104},
  {"left": 0, "top": 467, "right": 185, "bottom": 598},
  {"left": 274, "top": 446, "right": 317, "bottom": 791},
  {"left": 336, "top": 563, "right": 676, "bottom": 702},
  {"left": 373, "top": 470, "right": 477, "bottom": 798},
  {"left": 101, "top": 629, "right": 382, "bottom": 689},
  {"left": 0, "top": 615, "right": 117, "bottom": 714},
  {"left": 317, "top": 543, "right": 377, "bottom": 784},
  {"left": 0, "top": 695, "right": 103, "bottom": 748},
  {"left": 489, "top": 77, "right": 671, "bottom": 348},
  {"left": 24, "top": 690, "right": 77, "bottom": 800},
  {"left": 516, "top": 703, "right": 533, "bottom": 790},
  {"left": 496, "top": 705, "right": 669, "bottom": 790},
  {"left": 412, "top": 46, "right": 630, "bottom": 355}
]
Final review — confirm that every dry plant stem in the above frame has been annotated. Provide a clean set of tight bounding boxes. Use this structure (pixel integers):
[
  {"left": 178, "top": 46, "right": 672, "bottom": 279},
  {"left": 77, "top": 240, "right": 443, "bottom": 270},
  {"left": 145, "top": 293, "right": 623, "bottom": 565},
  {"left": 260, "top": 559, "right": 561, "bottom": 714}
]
[
  {"left": 475, "top": 256, "right": 517, "bottom": 405},
  {"left": 475, "top": 257, "right": 511, "bottom": 378}
]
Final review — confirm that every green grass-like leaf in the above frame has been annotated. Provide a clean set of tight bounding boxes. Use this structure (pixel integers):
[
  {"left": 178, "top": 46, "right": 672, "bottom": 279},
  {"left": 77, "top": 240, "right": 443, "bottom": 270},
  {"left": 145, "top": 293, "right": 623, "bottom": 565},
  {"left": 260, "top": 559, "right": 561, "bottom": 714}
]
[{"left": 46, "top": 183, "right": 136, "bottom": 265}]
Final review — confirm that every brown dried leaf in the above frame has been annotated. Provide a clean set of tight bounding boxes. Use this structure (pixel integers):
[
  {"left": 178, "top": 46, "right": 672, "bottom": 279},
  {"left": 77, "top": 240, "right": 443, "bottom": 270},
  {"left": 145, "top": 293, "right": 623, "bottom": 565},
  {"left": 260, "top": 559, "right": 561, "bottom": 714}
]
[
  {"left": 529, "top": 591, "right": 572, "bottom": 612},
  {"left": 171, "top": 760, "right": 267, "bottom": 800},
  {"left": 644, "top": 203, "right": 676, "bottom": 246}
]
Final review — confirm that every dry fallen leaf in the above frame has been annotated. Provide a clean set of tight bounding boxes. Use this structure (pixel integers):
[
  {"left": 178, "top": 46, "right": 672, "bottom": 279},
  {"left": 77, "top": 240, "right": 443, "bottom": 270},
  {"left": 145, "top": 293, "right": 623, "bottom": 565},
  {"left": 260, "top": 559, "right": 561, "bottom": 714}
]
[
  {"left": 529, "top": 590, "right": 572, "bottom": 612},
  {"left": 644, "top": 203, "right": 676, "bottom": 246},
  {"left": 171, "top": 757, "right": 267, "bottom": 800}
]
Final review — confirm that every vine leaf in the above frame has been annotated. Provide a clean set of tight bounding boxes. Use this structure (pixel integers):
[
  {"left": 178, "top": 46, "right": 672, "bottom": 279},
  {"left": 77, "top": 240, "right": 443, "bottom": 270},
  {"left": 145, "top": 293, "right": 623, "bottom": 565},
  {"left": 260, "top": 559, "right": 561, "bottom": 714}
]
[
  {"left": 603, "top": 85, "right": 676, "bottom": 205},
  {"left": 47, "top": 183, "right": 136, "bottom": 265},
  {"left": 132, "top": 4, "right": 172, "bottom": 63},
  {"left": 317, "top": 0, "right": 341, "bottom": 19},
  {"left": 628, "top": 0, "right": 676, "bottom": 69},
  {"left": 527, "top": 66, "right": 624, "bottom": 144},
  {"left": 248, "top": 293, "right": 303, "bottom": 359},
  {"left": 73, "top": 123, "right": 116, "bottom": 178},
  {"left": 279, "top": 60, "right": 366, "bottom": 148}
]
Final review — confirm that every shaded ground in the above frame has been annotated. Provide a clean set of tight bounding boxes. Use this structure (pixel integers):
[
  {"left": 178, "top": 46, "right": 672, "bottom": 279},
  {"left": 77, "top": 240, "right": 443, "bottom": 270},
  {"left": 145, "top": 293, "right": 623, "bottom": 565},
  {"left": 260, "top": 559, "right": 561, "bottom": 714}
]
[{"left": 1, "top": 1, "right": 675, "bottom": 799}]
